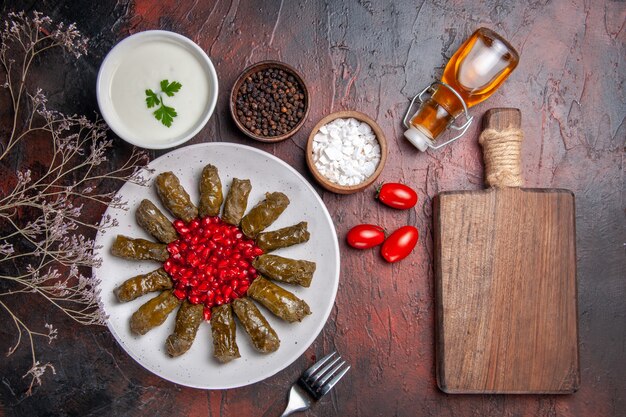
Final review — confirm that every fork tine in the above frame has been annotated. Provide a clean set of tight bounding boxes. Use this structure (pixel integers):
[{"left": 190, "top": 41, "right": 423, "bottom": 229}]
[
  {"left": 318, "top": 364, "right": 350, "bottom": 397},
  {"left": 302, "top": 351, "right": 336, "bottom": 380},
  {"left": 307, "top": 356, "right": 342, "bottom": 384},
  {"left": 312, "top": 360, "right": 346, "bottom": 388}
]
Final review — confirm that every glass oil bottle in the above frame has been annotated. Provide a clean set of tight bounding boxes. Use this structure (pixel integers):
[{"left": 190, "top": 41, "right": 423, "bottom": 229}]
[{"left": 403, "top": 28, "right": 519, "bottom": 151}]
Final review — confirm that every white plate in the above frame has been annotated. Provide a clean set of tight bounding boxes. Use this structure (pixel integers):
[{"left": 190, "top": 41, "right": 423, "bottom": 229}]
[{"left": 94, "top": 143, "right": 340, "bottom": 389}]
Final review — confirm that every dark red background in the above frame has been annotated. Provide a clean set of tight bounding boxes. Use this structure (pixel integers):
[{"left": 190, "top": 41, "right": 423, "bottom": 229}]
[{"left": 1, "top": 1, "right": 624, "bottom": 416}]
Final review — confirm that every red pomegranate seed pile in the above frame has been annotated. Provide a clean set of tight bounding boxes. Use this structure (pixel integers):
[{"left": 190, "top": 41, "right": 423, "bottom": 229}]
[{"left": 163, "top": 216, "right": 264, "bottom": 321}]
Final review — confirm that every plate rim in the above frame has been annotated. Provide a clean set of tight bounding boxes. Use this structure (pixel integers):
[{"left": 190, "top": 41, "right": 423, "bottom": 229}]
[{"left": 94, "top": 142, "right": 340, "bottom": 389}]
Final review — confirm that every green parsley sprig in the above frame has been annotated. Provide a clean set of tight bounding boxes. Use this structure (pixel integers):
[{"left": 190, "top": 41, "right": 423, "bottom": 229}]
[{"left": 145, "top": 79, "right": 182, "bottom": 127}]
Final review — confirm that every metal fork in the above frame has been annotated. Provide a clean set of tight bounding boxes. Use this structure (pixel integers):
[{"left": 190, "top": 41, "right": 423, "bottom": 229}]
[{"left": 279, "top": 352, "right": 350, "bottom": 417}]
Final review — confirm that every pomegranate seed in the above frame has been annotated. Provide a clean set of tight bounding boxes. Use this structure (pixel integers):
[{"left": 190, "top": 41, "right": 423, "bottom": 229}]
[
  {"left": 164, "top": 215, "right": 263, "bottom": 307},
  {"left": 223, "top": 286, "right": 233, "bottom": 298},
  {"left": 166, "top": 243, "right": 178, "bottom": 254}
]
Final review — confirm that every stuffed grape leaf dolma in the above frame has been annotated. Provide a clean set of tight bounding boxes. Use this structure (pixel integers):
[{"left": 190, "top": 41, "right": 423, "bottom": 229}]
[
  {"left": 130, "top": 290, "right": 181, "bottom": 335},
  {"left": 252, "top": 254, "right": 316, "bottom": 287},
  {"left": 211, "top": 304, "right": 241, "bottom": 363},
  {"left": 247, "top": 277, "right": 311, "bottom": 322},
  {"left": 222, "top": 178, "right": 252, "bottom": 226},
  {"left": 166, "top": 300, "right": 204, "bottom": 357},
  {"left": 155, "top": 172, "right": 198, "bottom": 222},
  {"left": 115, "top": 268, "right": 172, "bottom": 302},
  {"left": 135, "top": 199, "right": 178, "bottom": 243},
  {"left": 232, "top": 297, "right": 280, "bottom": 353},
  {"left": 255, "top": 222, "right": 310, "bottom": 253},
  {"left": 111, "top": 235, "right": 169, "bottom": 262},
  {"left": 240, "top": 192, "right": 290, "bottom": 239},
  {"left": 198, "top": 164, "right": 223, "bottom": 218}
]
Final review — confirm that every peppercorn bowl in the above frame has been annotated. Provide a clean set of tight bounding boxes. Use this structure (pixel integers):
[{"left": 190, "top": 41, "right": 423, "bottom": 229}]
[
  {"left": 230, "top": 61, "right": 310, "bottom": 143},
  {"left": 306, "top": 111, "right": 387, "bottom": 194}
]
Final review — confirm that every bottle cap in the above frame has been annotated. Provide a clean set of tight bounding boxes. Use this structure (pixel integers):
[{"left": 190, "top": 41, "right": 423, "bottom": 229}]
[{"left": 404, "top": 127, "right": 432, "bottom": 152}]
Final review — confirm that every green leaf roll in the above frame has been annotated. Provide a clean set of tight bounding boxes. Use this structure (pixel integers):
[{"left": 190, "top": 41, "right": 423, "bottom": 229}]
[
  {"left": 252, "top": 254, "right": 316, "bottom": 287},
  {"left": 240, "top": 192, "right": 289, "bottom": 239},
  {"left": 198, "top": 164, "right": 223, "bottom": 218},
  {"left": 111, "top": 235, "right": 169, "bottom": 262},
  {"left": 247, "top": 276, "right": 311, "bottom": 322},
  {"left": 155, "top": 171, "right": 198, "bottom": 222},
  {"left": 254, "top": 222, "right": 310, "bottom": 252},
  {"left": 114, "top": 268, "right": 172, "bottom": 302},
  {"left": 130, "top": 290, "right": 181, "bottom": 335},
  {"left": 135, "top": 199, "right": 178, "bottom": 243},
  {"left": 211, "top": 304, "right": 241, "bottom": 363},
  {"left": 166, "top": 300, "right": 204, "bottom": 357},
  {"left": 222, "top": 178, "right": 251, "bottom": 226},
  {"left": 232, "top": 297, "right": 280, "bottom": 353}
]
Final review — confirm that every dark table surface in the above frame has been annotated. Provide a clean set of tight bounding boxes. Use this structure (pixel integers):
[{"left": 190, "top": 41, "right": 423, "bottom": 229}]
[{"left": 1, "top": 0, "right": 624, "bottom": 416}]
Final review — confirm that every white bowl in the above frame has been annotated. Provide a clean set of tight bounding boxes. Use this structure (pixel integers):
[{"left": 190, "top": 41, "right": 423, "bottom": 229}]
[{"left": 97, "top": 30, "right": 218, "bottom": 149}]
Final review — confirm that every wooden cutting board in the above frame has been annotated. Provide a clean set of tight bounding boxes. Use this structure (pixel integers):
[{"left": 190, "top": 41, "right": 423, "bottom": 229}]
[{"left": 433, "top": 108, "right": 579, "bottom": 394}]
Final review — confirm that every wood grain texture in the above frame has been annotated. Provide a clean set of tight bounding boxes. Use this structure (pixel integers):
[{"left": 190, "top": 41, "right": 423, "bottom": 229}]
[
  {"left": 1, "top": 0, "right": 624, "bottom": 416},
  {"left": 434, "top": 187, "right": 579, "bottom": 393},
  {"left": 434, "top": 108, "right": 578, "bottom": 393}
]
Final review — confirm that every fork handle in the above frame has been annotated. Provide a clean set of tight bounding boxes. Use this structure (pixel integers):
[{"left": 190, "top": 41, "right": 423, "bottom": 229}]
[
  {"left": 280, "top": 406, "right": 308, "bottom": 417},
  {"left": 280, "top": 384, "right": 310, "bottom": 417}
]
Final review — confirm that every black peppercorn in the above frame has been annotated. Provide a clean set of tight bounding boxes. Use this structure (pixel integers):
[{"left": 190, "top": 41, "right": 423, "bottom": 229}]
[{"left": 235, "top": 66, "right": 306, "bottom": 138}]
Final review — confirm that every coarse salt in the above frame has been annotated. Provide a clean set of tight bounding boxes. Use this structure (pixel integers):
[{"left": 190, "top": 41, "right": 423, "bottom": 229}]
[{"left": 312, "top": 118, "right": 381, "bottom": 186}]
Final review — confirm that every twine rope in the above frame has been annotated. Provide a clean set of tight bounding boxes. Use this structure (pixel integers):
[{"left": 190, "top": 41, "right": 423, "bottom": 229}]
[{"left": 478, "top": 127, "right": 524, "bottom": 188}]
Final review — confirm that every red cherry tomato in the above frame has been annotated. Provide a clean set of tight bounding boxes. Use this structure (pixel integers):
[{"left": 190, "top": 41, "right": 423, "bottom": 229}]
[
  {"left": 376, "top": 183, "right": 418, "bottom": 210},
  {"left": 346, "top": 224, "right": 386, "bottom": 249},
  {"left": 381, "top": 226, "right": 418, "bottom": 263}
]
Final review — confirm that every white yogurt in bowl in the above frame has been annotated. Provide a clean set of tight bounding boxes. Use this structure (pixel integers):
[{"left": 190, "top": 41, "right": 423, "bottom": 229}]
[{"left": 97, "top": 31, "right": 218, "bottom": 149}]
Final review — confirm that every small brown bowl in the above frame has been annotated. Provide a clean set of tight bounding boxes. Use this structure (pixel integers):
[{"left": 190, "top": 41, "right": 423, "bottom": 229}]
[
  {"left": 230, "top": 60, "right": 310, "bottom": 143},
  {"left": 306, "top": 111, "right": 387, "bottom": 194}
]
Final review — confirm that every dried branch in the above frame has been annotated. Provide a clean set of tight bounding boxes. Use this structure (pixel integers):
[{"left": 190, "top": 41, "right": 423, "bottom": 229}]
[{"left": 0, "top": 11, "right": 150, "bottom": 396}]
